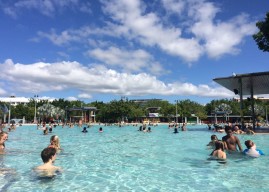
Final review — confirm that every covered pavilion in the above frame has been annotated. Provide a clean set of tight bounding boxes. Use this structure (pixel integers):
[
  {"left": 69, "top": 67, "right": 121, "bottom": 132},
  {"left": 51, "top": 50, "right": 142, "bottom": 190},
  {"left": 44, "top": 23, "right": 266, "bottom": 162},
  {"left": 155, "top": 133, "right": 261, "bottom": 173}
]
[
  {"left": 66, "top": 106, "right": 97, "bottom": 123},
  {"left": 213, "top": 71, "right": 269, "bottom": 130}
]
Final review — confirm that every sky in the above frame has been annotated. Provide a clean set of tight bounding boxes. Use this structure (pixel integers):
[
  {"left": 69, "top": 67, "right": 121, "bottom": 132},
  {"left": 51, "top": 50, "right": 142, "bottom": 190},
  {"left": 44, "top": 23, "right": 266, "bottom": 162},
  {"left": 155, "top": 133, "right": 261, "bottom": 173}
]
[{"left": 0, "top": 0, "right": 269, "bottom": 105}]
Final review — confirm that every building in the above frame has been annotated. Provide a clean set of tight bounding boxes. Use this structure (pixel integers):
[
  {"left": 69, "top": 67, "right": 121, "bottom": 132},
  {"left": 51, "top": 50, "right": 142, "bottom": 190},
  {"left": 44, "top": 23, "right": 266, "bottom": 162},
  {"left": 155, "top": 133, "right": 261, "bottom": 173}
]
[{"left": 0, "top": 96, "right": 30, "bottom": 106}]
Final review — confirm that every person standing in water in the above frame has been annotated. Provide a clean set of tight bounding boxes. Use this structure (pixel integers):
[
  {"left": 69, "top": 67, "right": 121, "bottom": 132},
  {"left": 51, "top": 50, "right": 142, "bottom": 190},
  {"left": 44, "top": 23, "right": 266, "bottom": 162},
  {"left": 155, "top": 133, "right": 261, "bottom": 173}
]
[
  {"left": 35, "top": 147, "right": 62, "bottom": 177},
  {"left": 222, "top": 126, "right": 242, "bottom": 152}
]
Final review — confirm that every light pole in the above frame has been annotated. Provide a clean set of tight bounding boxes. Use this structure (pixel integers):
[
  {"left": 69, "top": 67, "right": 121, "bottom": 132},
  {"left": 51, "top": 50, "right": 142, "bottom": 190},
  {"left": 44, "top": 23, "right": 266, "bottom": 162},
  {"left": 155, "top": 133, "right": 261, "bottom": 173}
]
[
  {"left": 175, "top": 100, "right": 178, "bottom": 124},
  {"left": 65, "top": 106, "right": 68, "bottom": 123},
  {"left": 34, "top": 95, "right": 38, "bottom": 123}
]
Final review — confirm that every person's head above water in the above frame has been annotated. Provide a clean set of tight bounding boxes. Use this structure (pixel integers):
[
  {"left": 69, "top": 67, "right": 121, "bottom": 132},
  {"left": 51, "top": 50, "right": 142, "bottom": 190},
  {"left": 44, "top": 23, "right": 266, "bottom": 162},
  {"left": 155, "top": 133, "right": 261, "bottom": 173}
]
[
  {"left": 225, "top": 126, "right": 233, "bottom": 134},
  {"left": 215, "top": 141, "right": 225, "bottom": 151},
  {"left": 245, "top": 140, "right": 255, "bottom": 149},
  {"left": 211, "top": 135, "right": 218, "bottom": 141},
  {"left": 41, "top": 147, "right": 57, "bottom": 163},
  {"left": 82, "top": 127, "right": 88, "bottom": 132}
]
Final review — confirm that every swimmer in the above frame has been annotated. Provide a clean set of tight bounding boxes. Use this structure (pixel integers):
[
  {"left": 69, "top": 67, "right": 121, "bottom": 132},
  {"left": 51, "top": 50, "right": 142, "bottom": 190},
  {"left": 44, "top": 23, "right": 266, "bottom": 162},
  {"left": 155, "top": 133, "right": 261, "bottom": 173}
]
[
  {"left": 243, "top": 140, "right": 264, "bottom": 158},
  {"left": 43, "top": 127, "right": 48, "bottom": 135},
  {"left": 207, "top": 135, "right": 218, "bottom": 148},
  {"left": 245, "top": 127, "right": 255, "bottom": 135},
  {"left": 35, "top": 147, "right": 62, "bottom": 177},
  {"left": 0, "top": 132, "right": 8, "bottom": 151},
  {"left": 222, "top": 126, "right": 243, "bottom": 152},
  {"left": 48, "top": 135, "right": 61, "bottom": 152},
  {"left": 210, "top": 141, "right": 226, "bottom": 160},
  {"left": 0, "top": 132, "right": 8, "bottom": 153},
  {"left": 173, "top": 127, "right": 179, "bottom": 134},
  {"left": 181, "top": 123, "right": 187, "bottom": 131},
  {"left": 82, "top": 127, "right": 88, "bottom": 133},
  {"left": 99, "top": 127, "right": 103, "bottom": 132},
  {"left": 233, "top": 125, "right": 244, "bottom": 134}
]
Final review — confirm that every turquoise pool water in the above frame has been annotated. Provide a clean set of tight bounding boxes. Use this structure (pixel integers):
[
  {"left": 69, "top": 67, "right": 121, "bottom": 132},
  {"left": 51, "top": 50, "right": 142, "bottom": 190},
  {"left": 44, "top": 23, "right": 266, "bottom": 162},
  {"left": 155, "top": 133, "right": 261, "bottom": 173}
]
[{"left": 1, "top": 124, "right": 269, "bottom": 192}]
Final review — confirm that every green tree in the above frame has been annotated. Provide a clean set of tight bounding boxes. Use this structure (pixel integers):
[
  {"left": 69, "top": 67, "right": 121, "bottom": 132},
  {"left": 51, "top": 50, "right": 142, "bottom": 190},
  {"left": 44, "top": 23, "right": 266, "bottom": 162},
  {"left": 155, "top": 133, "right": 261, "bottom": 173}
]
[
  {"left": 177, "top": 99, "right": 207, "bottom": 122},
  {"left": 253, "top": 12, "right": 269, "bottom": 52}
]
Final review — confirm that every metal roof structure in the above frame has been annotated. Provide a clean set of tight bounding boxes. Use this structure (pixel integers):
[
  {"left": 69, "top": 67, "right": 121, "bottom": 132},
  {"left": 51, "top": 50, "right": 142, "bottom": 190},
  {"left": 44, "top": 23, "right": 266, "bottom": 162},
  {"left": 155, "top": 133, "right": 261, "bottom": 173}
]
[
  {"left": 213, "top": 71, "right": 269, "bottom": 130},
  {"left": 213, "top": 71, "right": 269, "bottom": 95},
  {"left": 67, "top": 107, "right": 97, "bottom": 111}
]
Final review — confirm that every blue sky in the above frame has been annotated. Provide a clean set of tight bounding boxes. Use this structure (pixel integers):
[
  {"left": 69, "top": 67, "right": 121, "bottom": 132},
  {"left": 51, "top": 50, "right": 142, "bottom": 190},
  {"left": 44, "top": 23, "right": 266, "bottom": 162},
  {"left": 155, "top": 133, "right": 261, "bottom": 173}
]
[{"left": 0, "top": 0, "right": 268, "bottom": 104}]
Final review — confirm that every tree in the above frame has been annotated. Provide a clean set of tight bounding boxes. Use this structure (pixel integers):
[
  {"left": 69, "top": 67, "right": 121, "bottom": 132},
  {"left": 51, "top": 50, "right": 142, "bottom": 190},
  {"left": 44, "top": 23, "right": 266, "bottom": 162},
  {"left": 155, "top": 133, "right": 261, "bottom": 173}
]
[
  {"left": 253, "top": 12, "right": 269, "bottom": 52},
  {"left": 177, "top": 99, "right": 207, "bottom": 122}
]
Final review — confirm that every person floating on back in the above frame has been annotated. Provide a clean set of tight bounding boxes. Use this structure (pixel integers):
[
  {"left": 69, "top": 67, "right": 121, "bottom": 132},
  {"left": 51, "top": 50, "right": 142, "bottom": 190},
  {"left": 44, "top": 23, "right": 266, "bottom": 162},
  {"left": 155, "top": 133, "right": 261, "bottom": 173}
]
[
  {"left": 243, "top": 140, "right": 264, "bottom": 158},
  {"left": 35, "top": 147, "right": 62, "bottom": 177}
]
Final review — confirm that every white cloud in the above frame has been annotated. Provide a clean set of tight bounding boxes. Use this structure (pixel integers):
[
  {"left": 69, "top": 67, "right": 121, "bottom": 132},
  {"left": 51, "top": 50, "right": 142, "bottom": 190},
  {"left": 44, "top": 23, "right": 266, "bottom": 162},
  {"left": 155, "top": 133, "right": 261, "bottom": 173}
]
[
  {"left": 101, "top": 0, "right": 203, "bottom": 62},
  {"left": 189, "top": 2, "right": 257, "bottom": 58},
  {"left": 161, "top": 0, "right": 185, "bottom": 14},
  {"left": 2, "top": 0, "right": 91, "bottom": 18},
  {"left": 87, "top": 46, "right": 167, "bottom": 75},
  {"left": 31, "top": 0, "right": 257, "bottom": 63},
  {"left": 66, "top": 96, "right": 78, "bottom": 101},
  {"left": 0, "top": 59, "right": 233, "bottom": 98},
  {"left": 78, "top": 93, "right": 92, "bottom": 99}
]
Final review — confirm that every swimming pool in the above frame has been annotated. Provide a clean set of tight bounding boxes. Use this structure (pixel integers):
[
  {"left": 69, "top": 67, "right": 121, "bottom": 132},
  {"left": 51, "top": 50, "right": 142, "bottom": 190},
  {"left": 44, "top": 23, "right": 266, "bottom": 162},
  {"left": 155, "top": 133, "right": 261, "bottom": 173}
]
[{"left": 1, "top": 124, "right": 269, "bottom": 191}]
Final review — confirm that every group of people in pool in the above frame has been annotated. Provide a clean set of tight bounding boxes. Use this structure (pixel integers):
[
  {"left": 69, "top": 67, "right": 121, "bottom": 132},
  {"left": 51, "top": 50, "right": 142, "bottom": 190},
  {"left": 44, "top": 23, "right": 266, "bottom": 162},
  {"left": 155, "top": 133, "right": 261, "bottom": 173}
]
[
  {"left": 208, "top": 125, "right": 264, "bottom": 160},
  {"left": 138, "top": 124, "right": 152, "bottom": 132},
  {"left": 36, "top": 125, "right": 106, "bottom": 176},
  {"left": 169, "top": 123, "right": 187, "bottom": 133},
  {"left": 82, "top": 126, "right": 104, "bottom": 133}
]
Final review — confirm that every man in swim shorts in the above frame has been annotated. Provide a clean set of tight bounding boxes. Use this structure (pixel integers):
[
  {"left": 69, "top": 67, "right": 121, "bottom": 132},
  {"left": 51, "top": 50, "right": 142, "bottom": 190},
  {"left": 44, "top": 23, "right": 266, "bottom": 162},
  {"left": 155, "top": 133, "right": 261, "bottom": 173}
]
[{"left": 222, "top": 126, "right": 242, "bottom": 152}]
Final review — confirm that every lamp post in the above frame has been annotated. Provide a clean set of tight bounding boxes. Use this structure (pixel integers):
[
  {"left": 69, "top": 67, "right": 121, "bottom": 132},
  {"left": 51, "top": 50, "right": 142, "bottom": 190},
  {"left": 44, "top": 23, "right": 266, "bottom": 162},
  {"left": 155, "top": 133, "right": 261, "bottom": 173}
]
[
  {"left": 34, "top": 95, "right": 38, "bottom": 123},
  {"left": 65, "top": 106, "right": 68, "bottom": 123},
  {"left": 175, "top": 100, "right": 178, "bottom": 124}
]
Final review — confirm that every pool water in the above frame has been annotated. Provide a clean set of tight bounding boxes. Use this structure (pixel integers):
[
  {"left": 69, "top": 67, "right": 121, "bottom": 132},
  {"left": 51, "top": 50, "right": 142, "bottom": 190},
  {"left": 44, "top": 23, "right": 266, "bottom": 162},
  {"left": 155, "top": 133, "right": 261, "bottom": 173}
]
[{"left": 1, "top": 124, "right": 269, "bottom": 192}]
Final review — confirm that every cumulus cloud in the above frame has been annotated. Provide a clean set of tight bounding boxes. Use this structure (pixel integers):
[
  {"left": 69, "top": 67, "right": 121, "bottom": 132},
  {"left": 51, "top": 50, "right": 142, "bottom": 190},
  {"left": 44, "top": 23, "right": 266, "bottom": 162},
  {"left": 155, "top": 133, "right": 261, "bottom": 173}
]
[
  {"left": 0, "top": 59, "right": 233, "bottom": 98},
  {"left": 87, "top": 46, "right": 167, "bottom": 75},
  {"left": 78, "top": 93, "right": 92, "bottom": 99},
  {"left": 32, "top": 0, "right": 257, "bottom": 63},
  {"left": 189, "top": 2, "right": 257, "bottom": 58}
]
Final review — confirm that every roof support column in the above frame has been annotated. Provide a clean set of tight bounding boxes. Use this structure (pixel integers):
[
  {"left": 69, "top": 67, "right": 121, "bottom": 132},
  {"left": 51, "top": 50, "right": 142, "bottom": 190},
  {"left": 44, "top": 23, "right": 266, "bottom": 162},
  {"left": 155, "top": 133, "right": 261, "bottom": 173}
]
[
  {"left": 250, "top": 76, "right": 256, "bottom": 130},
  {"left": 239, "top": 77, "right": 244, "bottom": 129}
]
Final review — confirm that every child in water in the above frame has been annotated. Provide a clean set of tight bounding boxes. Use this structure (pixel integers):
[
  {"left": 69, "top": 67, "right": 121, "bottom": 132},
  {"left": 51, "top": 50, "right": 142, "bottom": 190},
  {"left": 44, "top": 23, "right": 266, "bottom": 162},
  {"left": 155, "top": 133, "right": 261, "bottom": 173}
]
[
  {"left": 210, "top": 141, "right": 226, "bottom": 160},
  {"left": 207, "top": 135, "right": 218, "bottom": 148},
  {"left": 48, "top": 135, "right": 61, "bottom": 152},
  {"left": 243, "top": 140, "right": 264, "bottom": 158}
]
